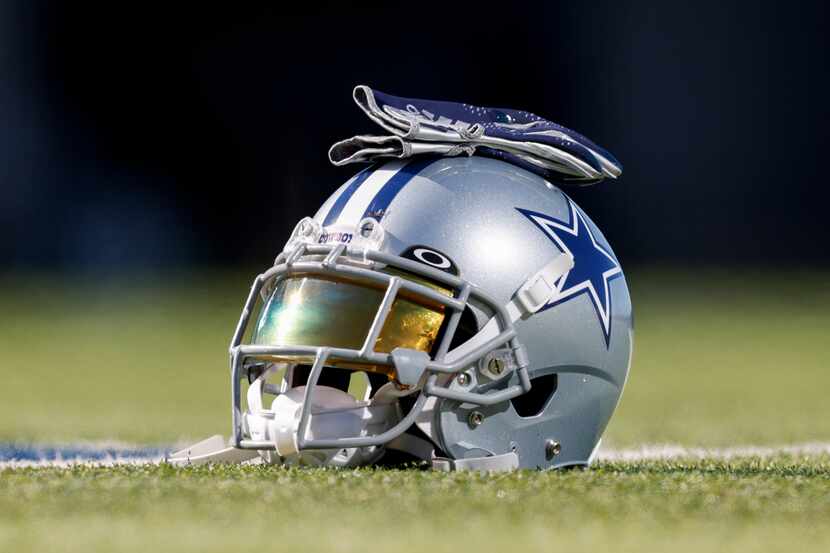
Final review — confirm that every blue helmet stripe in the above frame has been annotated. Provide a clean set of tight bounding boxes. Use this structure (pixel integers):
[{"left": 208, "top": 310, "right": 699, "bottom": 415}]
[
  {"left": 361, "top": 157, "right": 436, "bottom": 220},
  {"left": 322, "top": 165, "right": 374, "bottom": 227}
]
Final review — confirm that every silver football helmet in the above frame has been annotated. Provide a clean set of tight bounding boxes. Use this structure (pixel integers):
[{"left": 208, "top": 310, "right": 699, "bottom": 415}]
[{"left": 171, "top": 156, "right": 632, "bottom": 470}]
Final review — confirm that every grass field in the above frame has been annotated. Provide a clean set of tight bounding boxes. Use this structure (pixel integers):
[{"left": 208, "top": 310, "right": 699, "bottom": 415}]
[
  {"left": 1, "top": 268, "right": 829, "bottom": 552},
  {"left": 2, "top": 459, "right": 830, "bottom": 553}
]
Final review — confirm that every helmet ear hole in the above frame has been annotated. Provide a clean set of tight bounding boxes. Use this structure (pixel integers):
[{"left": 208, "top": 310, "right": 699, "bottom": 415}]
[{"left": 510, "top": 373, "right": 558, "bottom": 417}]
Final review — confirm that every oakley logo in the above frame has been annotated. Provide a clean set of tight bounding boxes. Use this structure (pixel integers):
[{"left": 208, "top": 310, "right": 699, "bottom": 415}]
[
  {"left": 401, "top": 246, "right": 459, "bottom": 275},
  {"left": 413, "top": 248, "right": 451, "bottom": 269}
]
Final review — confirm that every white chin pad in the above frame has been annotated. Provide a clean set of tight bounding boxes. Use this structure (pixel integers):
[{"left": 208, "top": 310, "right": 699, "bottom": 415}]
[{"left": 246, "top": 386, "right": 399, "bottom": 462}]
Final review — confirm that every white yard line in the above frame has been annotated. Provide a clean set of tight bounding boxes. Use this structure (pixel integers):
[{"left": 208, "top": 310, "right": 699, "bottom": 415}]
[
  {"left": 2, "top": 442, "right": 829, "bottom": 469},
  {"left": 597, "top": 442, "right": 830, "bottom": 462},
  {"left": 0, "top": 457, "right": 167, "bottom": 469}
]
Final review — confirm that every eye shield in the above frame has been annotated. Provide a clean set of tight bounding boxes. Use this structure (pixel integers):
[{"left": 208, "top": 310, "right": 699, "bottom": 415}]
[{"left": 251, "top": 270, "right": 452, "bottom": 377}]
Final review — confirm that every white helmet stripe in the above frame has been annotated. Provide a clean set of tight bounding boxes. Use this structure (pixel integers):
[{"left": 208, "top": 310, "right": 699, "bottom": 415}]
[{"left": 334, "top": 160, "right": 406, "bottom": 227}]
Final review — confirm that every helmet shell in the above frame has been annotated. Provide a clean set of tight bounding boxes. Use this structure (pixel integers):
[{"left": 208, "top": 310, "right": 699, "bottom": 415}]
[{"left": 314, "top": 156, "right": 632, "bottom": 468}]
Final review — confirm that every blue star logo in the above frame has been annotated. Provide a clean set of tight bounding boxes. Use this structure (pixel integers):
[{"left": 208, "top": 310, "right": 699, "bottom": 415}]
[{"left": 517, "top": 195, "right": 623, "bottom": 347}]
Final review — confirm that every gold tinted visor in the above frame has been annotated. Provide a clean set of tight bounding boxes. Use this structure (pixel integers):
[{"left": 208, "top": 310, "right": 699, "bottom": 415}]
[{"left": 252, "top": 272, "right": 450, "bottom": 374}]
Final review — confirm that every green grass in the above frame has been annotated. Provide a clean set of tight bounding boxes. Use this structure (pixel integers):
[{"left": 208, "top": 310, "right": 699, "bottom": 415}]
[
  {"left": 611, "top": 267, "right": 830, "bottom": 446},
  {"left": 2, "top": 457, "right": 830, "bottom": 553},
  {"left": 1, "top": 267, "right": 828, "bottom": 446}
]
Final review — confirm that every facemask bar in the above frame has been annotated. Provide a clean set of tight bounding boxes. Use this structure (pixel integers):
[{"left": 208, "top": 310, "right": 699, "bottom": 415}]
[{"left": 229, "top": 241, "right": 531, "bottom": 451}]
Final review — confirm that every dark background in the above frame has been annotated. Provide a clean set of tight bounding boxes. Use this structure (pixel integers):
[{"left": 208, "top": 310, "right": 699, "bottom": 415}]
[{"left": 2, "top": 2, "right": 828, "bottom": 275}]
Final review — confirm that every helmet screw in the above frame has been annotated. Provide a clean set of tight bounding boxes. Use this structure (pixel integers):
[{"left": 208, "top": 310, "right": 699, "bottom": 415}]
[
  {"left": 545, "top": 439, "right": 561, "bottom": 460},
  {"left": 360, "top": 221, "right": 374, "bottom": 237},
  {"left": 468, "top": 411, "right": 484, "bottom": 428},
  {"left": 488, "top": 357, "right": 505, "bottom": 375},
  {"left": 456, "top": 372, "right": 470, "bottom": 386}
]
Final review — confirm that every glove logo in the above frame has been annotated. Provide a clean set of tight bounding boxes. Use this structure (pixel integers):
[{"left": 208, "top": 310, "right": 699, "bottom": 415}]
[{"left": 517, "top": 195, "right": 623, "bottom": 347}]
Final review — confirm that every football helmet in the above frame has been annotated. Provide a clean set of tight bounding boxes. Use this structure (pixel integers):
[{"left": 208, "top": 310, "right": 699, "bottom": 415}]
[{"left": 171, "top": 155, "right": 632, "bottom": 470}]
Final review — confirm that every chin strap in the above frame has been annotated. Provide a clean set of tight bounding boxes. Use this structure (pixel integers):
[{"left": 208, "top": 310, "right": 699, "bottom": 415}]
[
  {"left": 167, "top": 435, "right": 259, "bottom": 466},
  {"left": 385, "top": 431, "right": 435, "bottom": 460},
  {"left": 431, "top": 451, "right": 520, "bottom": 472}
]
